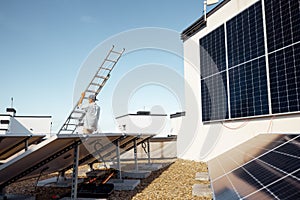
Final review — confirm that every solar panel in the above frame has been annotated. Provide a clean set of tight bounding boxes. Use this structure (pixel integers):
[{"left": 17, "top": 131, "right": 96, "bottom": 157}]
[
  {"left": 200, "top": 25, "right": 228, "bottom": 122},
  {"left": 265, "top": 0, "right": 300, "bottom": 53},
  {"left": 265, "top": 0, "right": 300, "bottom": 114},
  {"left": 226, "top": 1, "right": 269, "bottom": 119},
  {"left": 269, "top": 43, "right": 300, "bottom": 113},
  {"left": 201, "top": 72, "right": 228, "bottom": 121},
  {"left": 229, "top": 57, "right": 269, "bottom": 118},
  {"left": 227, "top": 1, "right": 265, "bottom": 67},
  {"left": 0, "top": 134, "right": 45, "bottom": 160},
  {"left": 208, "top": 134, "right": 300, "bottom": 199},
  {"left": 200, "top": 25, "right": 226, "bottom": 78},
  {"left": 0, "top": 133, "right": 154, "bottom": 190}
]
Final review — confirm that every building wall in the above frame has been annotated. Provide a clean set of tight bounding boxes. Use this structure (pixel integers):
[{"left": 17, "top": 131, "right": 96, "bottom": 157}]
[
  {"left": 115, "top": 114, "right": 170, "bottom": 136},
  {"left": 180, "top": 0, "right": 300, "bottom": 162},
  {"left": 0, "top": 113, "right": 51, "bottom": 137},
  {"left": 15, "top": 116, "right": 52, "bottom": 136}
]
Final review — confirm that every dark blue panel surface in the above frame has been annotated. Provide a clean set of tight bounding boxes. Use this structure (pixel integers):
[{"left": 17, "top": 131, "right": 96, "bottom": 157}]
[
  {"left": 243, "top": 159, "right": 285, "bottom": 187},
  {"left": 260, "top": 151, "right": 300, "bottom": 174},
  {"left": 266, "top": 175, "right": 300, "bottom": 200},
  {"left": 229, "top": 57, "right": 269, "bottom": 118},
  {"left": 201, "top": 72, "right": 228, "bottom": 121},
  {"left": 227, "top": 1, "right": 265, "bottom": 67},
  {"left": 200, "top": 25, "right": 226, "bottom": 78},
  {"left": 209, "top": 134, "right": 300, "bottom": 200},
  {"left": 265, "top": 0, "right": 300, "bottom": 52},
  {"left": 269, "top": 43, "right": 300, "bottom": 114}
]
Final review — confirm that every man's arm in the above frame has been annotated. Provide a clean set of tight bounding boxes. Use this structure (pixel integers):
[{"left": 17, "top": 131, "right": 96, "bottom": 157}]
[{"left": 78, "top": 92, "right": 85, "bottom": 107}]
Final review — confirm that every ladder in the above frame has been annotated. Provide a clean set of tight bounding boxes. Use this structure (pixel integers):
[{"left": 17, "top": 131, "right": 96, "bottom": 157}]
[{"left": 58, "top": 45, "right": 125, "bottom": 134}]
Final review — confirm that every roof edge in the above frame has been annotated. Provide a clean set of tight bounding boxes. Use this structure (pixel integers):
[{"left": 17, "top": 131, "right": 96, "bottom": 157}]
[{"left": 181, "top": 0, "right": 231, "bottom": 41}]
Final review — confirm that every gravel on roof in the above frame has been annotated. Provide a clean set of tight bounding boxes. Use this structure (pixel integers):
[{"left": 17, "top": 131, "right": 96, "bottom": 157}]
[{"left": 5, "top": 159, "right": 212, "bottom": 200}]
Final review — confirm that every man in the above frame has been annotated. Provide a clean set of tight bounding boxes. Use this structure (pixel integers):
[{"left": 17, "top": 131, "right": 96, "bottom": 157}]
[{"left": 78, "top": 92, "right": 100, "bottom": 134}]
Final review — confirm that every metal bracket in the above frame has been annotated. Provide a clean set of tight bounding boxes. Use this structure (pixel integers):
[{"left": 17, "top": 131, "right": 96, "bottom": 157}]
[{"left": 71, "top": 143, "right": 80, "bottom": 200}]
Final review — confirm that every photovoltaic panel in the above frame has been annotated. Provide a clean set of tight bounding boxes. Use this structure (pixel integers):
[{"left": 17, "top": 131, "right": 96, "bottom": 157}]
[
  {"left": 265, "top": 0, "right": 300, "bottom": 115},
  {"left": 226, "top": 1, "right": 269, "bottom": 119},
  {"left": 265, "top": 0, "right": 300, "bottom": 52},
  {"left": 0, "top": 133, "right": 154, "bottom": 189},
  {"left": 269, "top": 38, "right": 300, "bottom": 114},
  {"left": 0, "top": 134, "right": 45, "bottom": 160},
  {"left": 226, "top": 1, "right": 265, "bottom": 67},
  {"left": 200, "top": 24, "right": 228, "bottom": 122},
  {"left": 201, "top": 72, "right": 228, "bottom": 121},
  {"left": 200, "top": 25, "right": 226, "bottom": 78},
  {"left": 200, "top": 0, "right": 300, "bottom": 121},
  {"left": 208, "top": 134, "right": 300, "bottom": 200},
  {"left": 229, "top": 57, "right": 269, "bottom": 118}
]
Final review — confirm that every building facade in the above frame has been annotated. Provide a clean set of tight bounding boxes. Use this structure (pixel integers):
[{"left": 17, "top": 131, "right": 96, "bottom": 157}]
[{"left": 179, "top": 0, "right": 300, "bottom": 161}]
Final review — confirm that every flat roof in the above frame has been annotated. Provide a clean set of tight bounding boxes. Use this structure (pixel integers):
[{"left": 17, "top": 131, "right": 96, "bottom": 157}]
[{"left": 116, "top": 113, "right": 168, "bottom": 119}]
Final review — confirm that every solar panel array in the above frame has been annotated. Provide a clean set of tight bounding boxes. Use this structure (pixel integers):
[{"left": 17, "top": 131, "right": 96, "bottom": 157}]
[
  {"left": 0, "top": 133, "right": 154, "bottom": 190},
  {"left": 208, "top": 134, "right": 300, "bottom": 199},
  {"left": 199, "top": 0, "right": 300, "bottom": 122}
]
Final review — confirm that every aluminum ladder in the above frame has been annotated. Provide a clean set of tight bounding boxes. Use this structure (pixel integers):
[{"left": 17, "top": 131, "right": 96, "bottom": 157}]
[{"left": 58, "top": 45, "right": 125, "bottom": 134}]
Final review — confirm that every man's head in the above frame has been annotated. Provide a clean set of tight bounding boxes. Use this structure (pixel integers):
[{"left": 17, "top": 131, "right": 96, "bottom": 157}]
[{"left": 88, "top": 94, "right": 97, "bottom": 103}]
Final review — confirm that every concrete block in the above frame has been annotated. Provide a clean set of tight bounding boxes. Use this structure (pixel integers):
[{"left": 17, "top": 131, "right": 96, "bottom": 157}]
[
  {"left": 192, "top": 184, "right": 212, "bottom": 198},
  {"left": 137, "top": 163, "right": 163, "bottom": 171},
  {"left": 121, "top": 170, "right": 151, "bottom": 179},
  {"left": 195, "top": 172, "right": 209, "bottom": 181},
  {"left": 107, "top": 179, "right": 140, "bottom": 191}
]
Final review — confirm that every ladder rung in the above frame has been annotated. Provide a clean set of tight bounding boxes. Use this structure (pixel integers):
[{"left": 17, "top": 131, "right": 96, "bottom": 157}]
[
  {"left": 105, "top": 59, "right": 117, "bottom": 63},
  {"left": 70, "top": 117, "right": 81, "bottom": 119},
  {"left": 111, "top": 50, "right": 122, "bottom": 55},
  {"left": 62, "top": 129, "right": 75, "bottom": 132},
  {"left": 90, "top": 83, "right": 103, "bottom": 87},
  {"left": 65, "top": 124, "right": 78, "bottom": 126},
  {"left": 95, "top": 75, "right": 109, "bottom": 79},
  {"left": 101, "top": 67, "right": 112, "bottom": 71},
  {"left": 73, "top": 110, "right": 85, "bottom": 114},
  {"left": 86, "top": 90, "right": 97, "bottom": 93}
]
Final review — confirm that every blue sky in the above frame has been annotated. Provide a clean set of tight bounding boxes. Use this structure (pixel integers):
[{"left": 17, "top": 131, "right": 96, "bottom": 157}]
[{"left": 0, "top": 0, "right": 219, "bottom": 132}]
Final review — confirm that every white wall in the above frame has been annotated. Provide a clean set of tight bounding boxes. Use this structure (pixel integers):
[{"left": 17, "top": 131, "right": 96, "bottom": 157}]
[
  {"left": 0, "top": 115, "right": 11, "bottom": 134},
  {"left": 170, "top": 116, "right": 183, "bottom": 136},
  {"left": 15, "top": 116, "right": 52, "bottom": 136},
  {"left": 116, "top": 114, "right": 169, "bottom": 136},
  {"left": 0, "top": 114, "right": 52, "bottom": 136},
  {"left": 179, "top": 0, "right": 300, "bottom": 162}
]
